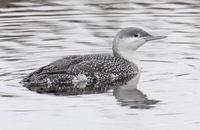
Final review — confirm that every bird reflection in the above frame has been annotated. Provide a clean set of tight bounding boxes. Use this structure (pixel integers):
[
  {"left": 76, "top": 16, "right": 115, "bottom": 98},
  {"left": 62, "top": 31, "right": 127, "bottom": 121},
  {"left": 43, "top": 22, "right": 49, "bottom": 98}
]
[
  {"left": 24, "top": 78, "right": 159, "bottom": 109},
  {"left": 113, "top": 85, "right": 159, "bottom": 109}
]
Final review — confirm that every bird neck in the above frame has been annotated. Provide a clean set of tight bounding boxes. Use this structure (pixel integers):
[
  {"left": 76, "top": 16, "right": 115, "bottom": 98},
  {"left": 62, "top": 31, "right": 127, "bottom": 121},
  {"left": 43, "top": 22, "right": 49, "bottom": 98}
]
[{"left": 112, "top": 39, "right": 139, "bottom": 65}]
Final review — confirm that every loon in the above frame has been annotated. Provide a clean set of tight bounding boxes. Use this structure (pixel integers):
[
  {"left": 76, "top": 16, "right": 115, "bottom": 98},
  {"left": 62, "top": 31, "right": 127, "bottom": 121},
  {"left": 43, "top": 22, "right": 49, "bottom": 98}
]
[{"left": 22, "top": 27, "right": 166, "bottom": 93}]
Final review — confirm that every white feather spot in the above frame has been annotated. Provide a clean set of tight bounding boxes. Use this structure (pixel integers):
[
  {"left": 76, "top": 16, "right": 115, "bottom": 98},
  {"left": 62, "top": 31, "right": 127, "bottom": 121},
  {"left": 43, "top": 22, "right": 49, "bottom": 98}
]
[
  {"left": 72, "top": 74, "right": 88, "bottom": 88},
  {"left": 72, "top": 74, "right": 88, "bottom": 83},
  {"left": 46, "top": 78, "right": 52, "bottom": 88},
  {"left": 94, "top": 73, "right": 100, "bottom": 79},
  {"left": 110, "top": 74, "right": 117, "bottom": 81}
]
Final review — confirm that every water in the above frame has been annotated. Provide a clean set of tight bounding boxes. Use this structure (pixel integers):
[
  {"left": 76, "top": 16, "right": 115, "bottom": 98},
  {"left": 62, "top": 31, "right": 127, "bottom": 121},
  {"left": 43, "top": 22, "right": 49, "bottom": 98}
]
[{"left": 0, "top": 0, "right": 200, "bottom": 129}]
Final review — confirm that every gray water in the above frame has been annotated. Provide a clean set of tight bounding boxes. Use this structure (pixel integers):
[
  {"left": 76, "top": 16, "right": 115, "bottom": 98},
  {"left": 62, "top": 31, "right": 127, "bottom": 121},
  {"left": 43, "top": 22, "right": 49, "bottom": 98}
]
[{"left": 1, "top": 0, "right": 200, "bottom": 129}]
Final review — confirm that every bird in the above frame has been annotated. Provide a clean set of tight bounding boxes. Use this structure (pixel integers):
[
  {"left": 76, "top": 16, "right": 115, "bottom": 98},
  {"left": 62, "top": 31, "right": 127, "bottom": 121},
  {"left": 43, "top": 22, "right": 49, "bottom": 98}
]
[{"left": 21, "top": 27, "right": 166, "bottom": 93}]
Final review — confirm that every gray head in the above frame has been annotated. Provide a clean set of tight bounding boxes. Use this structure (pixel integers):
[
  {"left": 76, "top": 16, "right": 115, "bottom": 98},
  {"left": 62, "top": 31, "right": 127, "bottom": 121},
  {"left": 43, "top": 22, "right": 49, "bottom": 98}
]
[
  {"left": 113, "top": 27, "right": 166, "bottom": 57},
  {"left": 116, "top": 27, "right": 151, "bottom": 39}
]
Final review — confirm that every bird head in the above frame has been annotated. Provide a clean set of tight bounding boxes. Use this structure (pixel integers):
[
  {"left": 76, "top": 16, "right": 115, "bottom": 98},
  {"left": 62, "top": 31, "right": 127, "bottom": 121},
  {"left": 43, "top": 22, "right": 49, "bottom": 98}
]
[{"left": 113, "top": 27, "right": 167, "bottom": 54}]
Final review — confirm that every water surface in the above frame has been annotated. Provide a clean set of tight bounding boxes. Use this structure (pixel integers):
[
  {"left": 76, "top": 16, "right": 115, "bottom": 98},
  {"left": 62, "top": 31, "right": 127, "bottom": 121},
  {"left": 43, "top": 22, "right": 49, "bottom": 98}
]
[{"left": 1, "top": 0, "right": 200, "bottom": 129}]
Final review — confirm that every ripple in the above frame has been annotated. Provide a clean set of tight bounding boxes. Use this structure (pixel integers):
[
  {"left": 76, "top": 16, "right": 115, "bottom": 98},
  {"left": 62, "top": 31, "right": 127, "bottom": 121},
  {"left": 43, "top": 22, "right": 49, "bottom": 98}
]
[
  {"left": 0, "top": 0, "right": 200, "bottom": 129},
  {"left": 0, "top": 92, "right": 19, "bottom": 98}
]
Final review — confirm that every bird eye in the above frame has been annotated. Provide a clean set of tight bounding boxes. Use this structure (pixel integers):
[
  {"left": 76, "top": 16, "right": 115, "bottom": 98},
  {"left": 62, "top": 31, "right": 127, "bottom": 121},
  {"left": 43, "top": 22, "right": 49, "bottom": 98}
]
[{"left": 133, "top": 33, "right": 140, "bottom": 37}]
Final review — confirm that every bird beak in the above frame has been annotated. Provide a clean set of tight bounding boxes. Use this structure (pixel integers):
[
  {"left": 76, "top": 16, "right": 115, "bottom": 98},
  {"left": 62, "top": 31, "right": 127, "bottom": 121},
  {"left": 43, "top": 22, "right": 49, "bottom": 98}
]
[{"left": 145, "top": 35, "right": 167, "bottom": 41}]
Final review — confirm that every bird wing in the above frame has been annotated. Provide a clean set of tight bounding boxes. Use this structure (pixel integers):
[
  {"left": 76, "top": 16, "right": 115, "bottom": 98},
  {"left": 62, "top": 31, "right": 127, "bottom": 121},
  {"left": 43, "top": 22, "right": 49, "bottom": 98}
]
[{"left": 23, "top": 54, "right": 138, "bottom": 84}]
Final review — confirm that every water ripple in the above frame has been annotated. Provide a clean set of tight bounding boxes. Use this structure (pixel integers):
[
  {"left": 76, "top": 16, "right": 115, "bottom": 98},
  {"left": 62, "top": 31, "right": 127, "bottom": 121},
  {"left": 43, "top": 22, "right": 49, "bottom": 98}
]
[{"left": 0, "top": 0, "right": 200, "bottom": 129}]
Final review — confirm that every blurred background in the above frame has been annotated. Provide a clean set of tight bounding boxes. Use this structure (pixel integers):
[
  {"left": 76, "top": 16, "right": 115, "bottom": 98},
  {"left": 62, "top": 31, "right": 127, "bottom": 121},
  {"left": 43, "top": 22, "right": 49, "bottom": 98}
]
[{"left": 0, "top": 0, "right": 200, "bottom": 130}]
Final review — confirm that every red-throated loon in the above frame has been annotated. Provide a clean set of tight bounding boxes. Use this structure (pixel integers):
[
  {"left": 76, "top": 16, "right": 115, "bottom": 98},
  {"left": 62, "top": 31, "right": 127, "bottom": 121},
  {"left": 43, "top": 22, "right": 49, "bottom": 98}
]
[{"left": 22, "top": 27, "right": 166, "bottom": 93}]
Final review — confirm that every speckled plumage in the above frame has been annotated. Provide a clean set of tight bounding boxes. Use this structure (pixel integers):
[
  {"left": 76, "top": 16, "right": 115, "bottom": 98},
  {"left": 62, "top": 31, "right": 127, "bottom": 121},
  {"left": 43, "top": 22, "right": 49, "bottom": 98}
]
[{"left": 22, "top": 54, "right": 139, "bottom": 88}]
